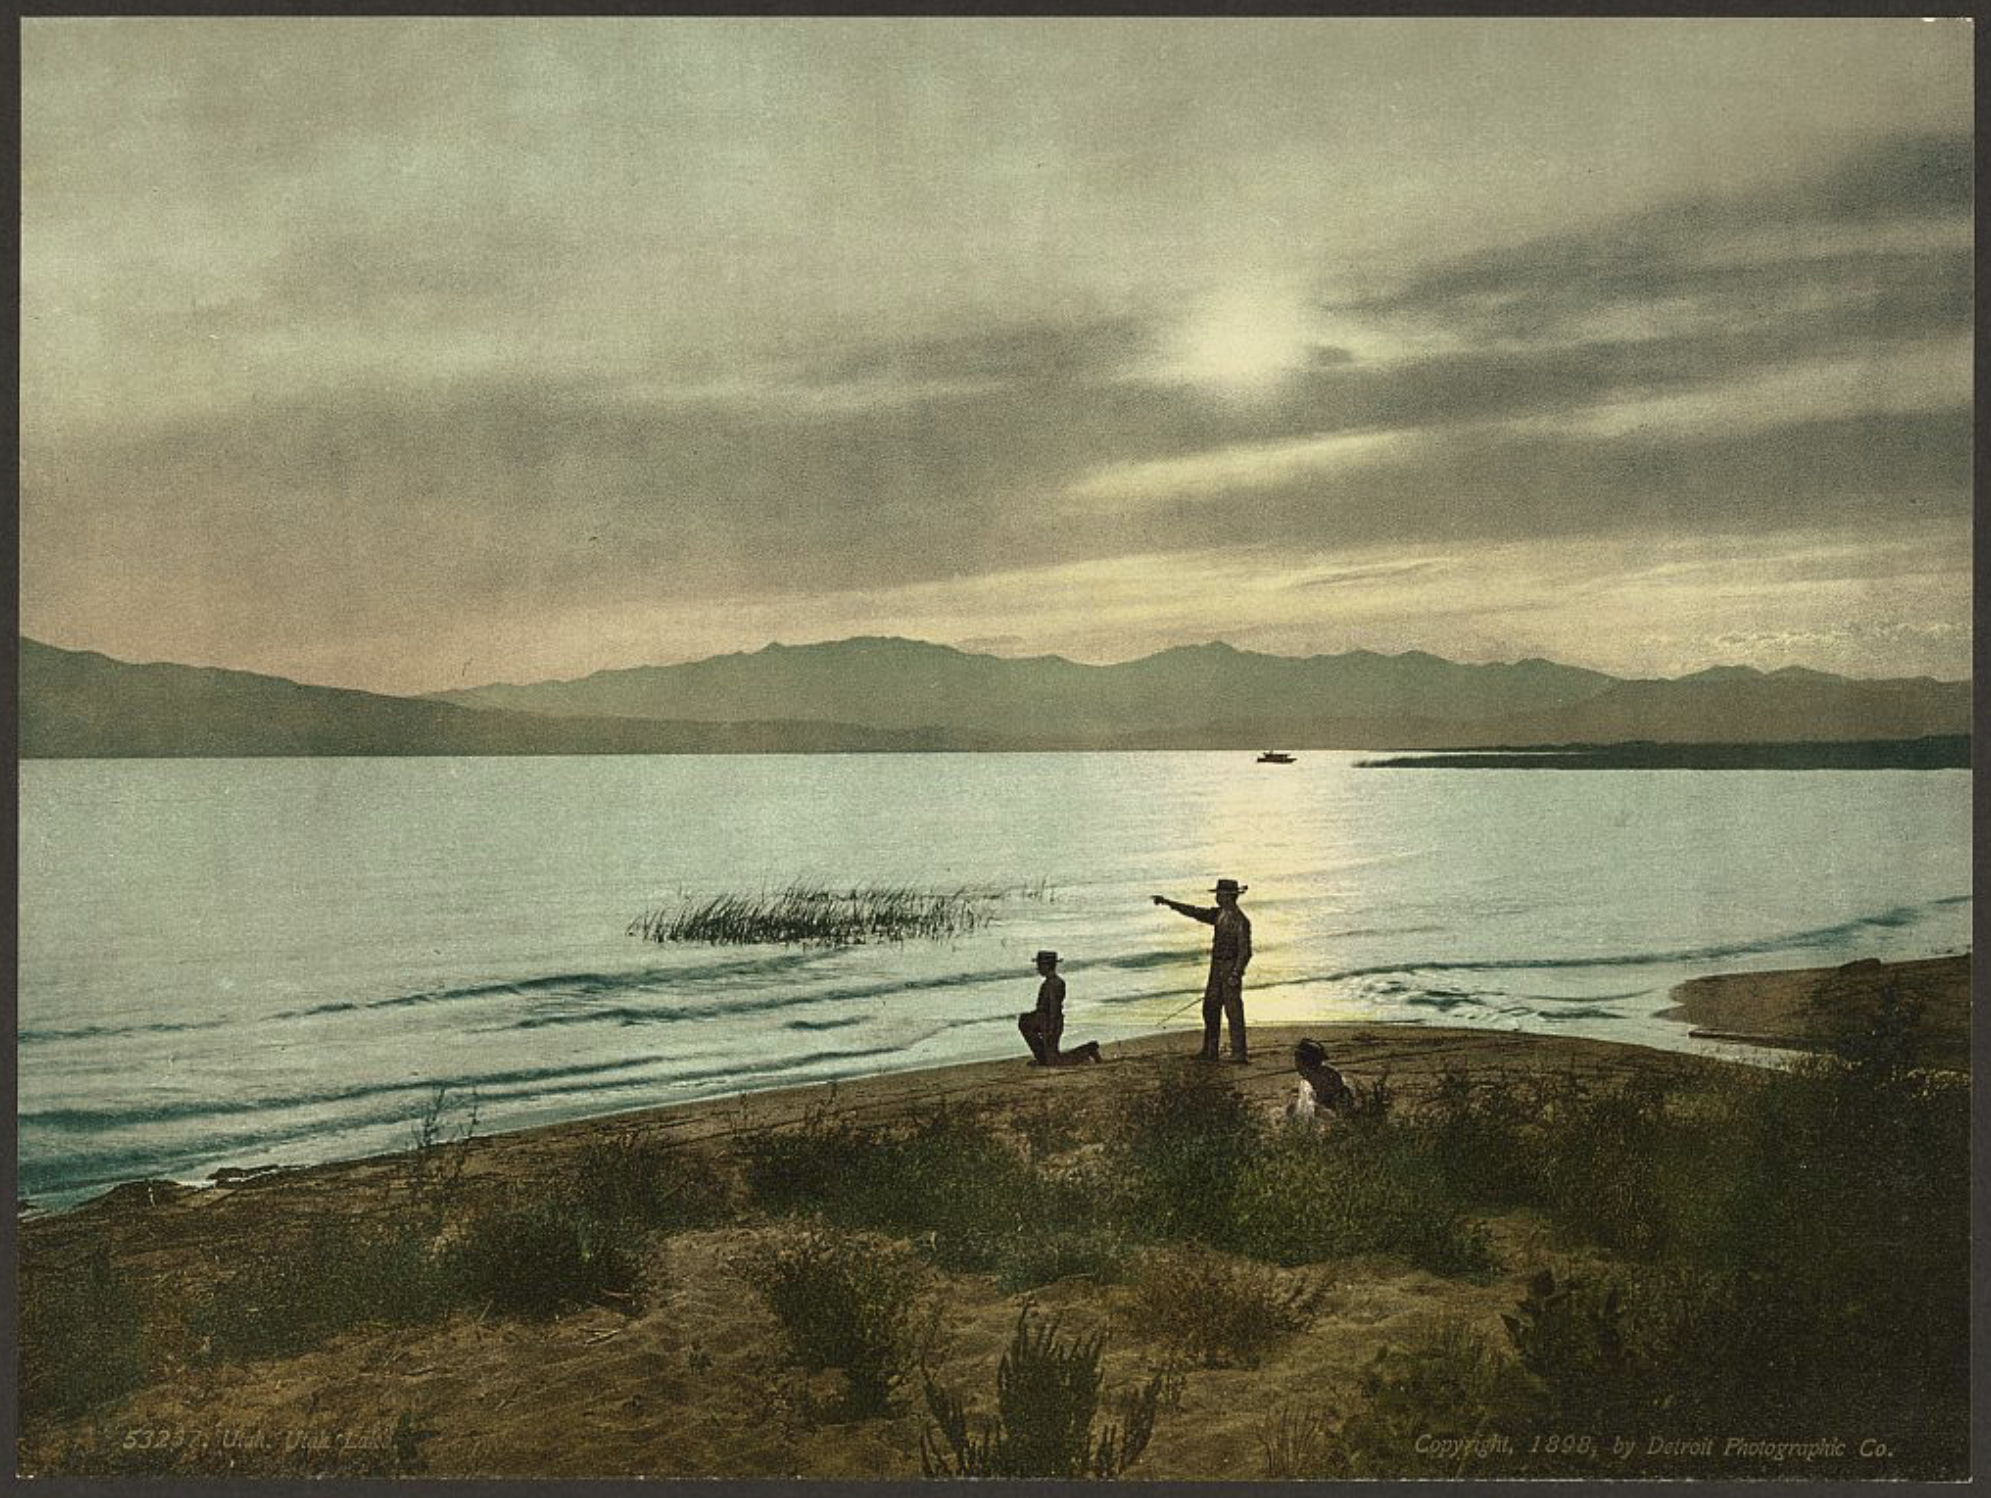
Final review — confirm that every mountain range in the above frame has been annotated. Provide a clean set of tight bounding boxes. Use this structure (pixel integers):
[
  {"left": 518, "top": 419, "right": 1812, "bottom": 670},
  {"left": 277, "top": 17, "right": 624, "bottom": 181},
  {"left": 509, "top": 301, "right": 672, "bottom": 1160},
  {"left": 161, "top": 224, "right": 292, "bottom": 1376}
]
[
  {"left": 16, "top": 639, "right": 991, "bottom": 758},
  {"left": 18, "top": 635, "right": 1971, "bottom": 758}
]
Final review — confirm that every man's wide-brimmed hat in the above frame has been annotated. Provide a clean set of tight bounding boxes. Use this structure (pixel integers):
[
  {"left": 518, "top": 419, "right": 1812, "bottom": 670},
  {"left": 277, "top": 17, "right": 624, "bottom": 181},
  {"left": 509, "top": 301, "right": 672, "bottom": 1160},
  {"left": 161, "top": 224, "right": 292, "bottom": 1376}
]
[
  {"left": 1210, "top": 878, "right": 1248, "bottom": 894},
  {"left": 1035, "top": 950, "right": 1059, "bottom": 964}
]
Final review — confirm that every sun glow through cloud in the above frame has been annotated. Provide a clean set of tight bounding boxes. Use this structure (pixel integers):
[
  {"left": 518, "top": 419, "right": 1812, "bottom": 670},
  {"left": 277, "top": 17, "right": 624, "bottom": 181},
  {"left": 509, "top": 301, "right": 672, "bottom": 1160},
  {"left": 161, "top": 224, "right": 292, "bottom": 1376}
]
[{"left": 1157, "top": 281, "right": 1321, "bottom": 393}]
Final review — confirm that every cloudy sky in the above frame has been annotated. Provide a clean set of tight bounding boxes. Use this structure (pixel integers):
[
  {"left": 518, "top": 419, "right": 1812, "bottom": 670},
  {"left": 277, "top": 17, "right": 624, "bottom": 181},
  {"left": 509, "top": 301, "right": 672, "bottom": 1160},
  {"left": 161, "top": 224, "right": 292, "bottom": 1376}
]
[{"left": 21, "top": 18, "right": 1974, "bottom": 693}]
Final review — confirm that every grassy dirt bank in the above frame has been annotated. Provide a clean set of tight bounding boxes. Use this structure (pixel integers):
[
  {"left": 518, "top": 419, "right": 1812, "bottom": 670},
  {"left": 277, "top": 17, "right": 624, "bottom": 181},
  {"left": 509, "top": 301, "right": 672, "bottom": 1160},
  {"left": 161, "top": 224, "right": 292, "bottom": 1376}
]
[{"left": 17, "top": 1008, "right": 1970, "bottom": 1481}]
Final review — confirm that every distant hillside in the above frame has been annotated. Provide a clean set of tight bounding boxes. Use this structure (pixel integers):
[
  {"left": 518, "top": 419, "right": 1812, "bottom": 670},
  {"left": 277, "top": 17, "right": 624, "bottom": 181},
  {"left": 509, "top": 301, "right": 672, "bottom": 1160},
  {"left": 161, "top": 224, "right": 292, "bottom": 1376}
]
[
  {"left": 434, "top": 637, "right": 1968, "bottom": 747},
  {"left": 1361, "top": 738, "right": 1971, "bottom": 770},
  {"left": 1461, "top": 670, "right": 1974, "bottom": 747},
  {"left": 17, "top": 640, "right": 994, "bottom": 757},
  {"left": 435, "top": 637, "right": 1620, "bottom": 735},
  {"left": 20, "top": 636, "right": 1971, "bottom": 757}
]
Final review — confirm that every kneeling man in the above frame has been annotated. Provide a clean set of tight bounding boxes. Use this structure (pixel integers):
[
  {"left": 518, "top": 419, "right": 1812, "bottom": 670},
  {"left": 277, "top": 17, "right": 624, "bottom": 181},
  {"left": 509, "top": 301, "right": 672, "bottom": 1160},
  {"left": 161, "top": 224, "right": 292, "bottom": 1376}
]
[{"left": 1019, "top": 950, "right": 1101, "bottom": 1066}]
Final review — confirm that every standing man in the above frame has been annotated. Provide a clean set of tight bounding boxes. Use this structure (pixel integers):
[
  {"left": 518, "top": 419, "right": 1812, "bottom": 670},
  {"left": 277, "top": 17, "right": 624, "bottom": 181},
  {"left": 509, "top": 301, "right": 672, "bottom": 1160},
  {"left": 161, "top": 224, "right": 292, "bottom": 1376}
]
[{"left": 1152, "top": 878, "right": 1253, "bottom": 1063}]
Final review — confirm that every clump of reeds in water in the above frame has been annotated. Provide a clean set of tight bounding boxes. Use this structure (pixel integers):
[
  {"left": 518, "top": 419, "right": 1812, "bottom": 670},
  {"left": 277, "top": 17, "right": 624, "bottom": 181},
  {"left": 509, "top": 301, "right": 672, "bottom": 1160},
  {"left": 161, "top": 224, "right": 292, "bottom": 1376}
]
[{"left": 629, "top": 881, "right": 1041, "bottom": 947}]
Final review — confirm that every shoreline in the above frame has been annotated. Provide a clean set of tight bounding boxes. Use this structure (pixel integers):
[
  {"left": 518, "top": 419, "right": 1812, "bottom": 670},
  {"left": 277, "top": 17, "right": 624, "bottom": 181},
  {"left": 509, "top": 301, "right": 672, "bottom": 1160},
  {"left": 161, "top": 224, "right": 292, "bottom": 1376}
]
[
  {"left": 32, "top": 1021, "right": 1719, "bottom": 1239},
  {"left": 18, "top": 988, "right": 1970, "bottom": 1481},
  {"left": 24, "top": 949, "right": 1971, "bottom": 1223}
]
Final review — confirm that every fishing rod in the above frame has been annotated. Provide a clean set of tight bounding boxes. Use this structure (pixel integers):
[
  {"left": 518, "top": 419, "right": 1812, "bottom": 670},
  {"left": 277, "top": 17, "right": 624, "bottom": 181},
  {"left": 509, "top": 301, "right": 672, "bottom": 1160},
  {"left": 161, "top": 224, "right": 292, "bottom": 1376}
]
[
  {"left": 1145, "top": 894, "right": 1212, "bottom": 1027},
  {"left": 1157, "top": 990, "right": 1206, "bottom": 1026}
]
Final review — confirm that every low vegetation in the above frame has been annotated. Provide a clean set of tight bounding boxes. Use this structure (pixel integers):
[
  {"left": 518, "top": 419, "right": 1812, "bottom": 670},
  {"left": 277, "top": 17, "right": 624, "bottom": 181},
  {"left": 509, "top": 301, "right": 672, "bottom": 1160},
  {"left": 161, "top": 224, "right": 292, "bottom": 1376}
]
[
  {"left": 402, "top": 1085, "right": 480, "bottom": 1218},
  {"left": 1122, "top": 1245, "right": 1318, "bottom": 1368},
  {"left": 18, "top": 1243, "right": 146, "bottom": 1421},
  {"left": 1297, "top": 988, "right": 1970, "bottom": 1479},
  {"left": 1228, "top": 1122, "right": 1494, "bottom": 1274},
  {"left": 991, "top": 1225, "right": 1128, "bottom": 1296},
  {"left": 444, "top": 1192, "right": 646, "bottom": 1320},
  {"left": 1010, "top": 1096, "right": 1089, "bottom": 1165},
  {"left": 1256, "top": 1401, "right": 1337, "bottom": 1480},
  {"left": 1315, "top": 1318, "right": 1523, "bottom": 1478},
  {"left": 725, "top": 1015, "right": 1964, "bottom": 1474},
  {"left": 756, "top": 998, "right": 1968, "bottom": 1479},
  {"left": 1108, "top": 1059, "right": 1491, "bottom": 1275},
  {"left": 189, "top": 1217, "right": 451, "bottom": 1363},
  {"left": 738, "top": 1098, "right": 1094, "bottom": 1279},
  {"left": 568, "top": 1133, "right": 731, "bottom": 1232},
  {"left": 1103, "top": 1058, "right": 1263, "bottom": 1245},
  {"left": 736, "top": 1224, "right": 927, "bottom": 1417},
  {"left": 920, "top": 1306, "right": 1165, "bottom": 1478},
  {"left": 188, "top": 1126, "right": 726, "bottom": 1362}
]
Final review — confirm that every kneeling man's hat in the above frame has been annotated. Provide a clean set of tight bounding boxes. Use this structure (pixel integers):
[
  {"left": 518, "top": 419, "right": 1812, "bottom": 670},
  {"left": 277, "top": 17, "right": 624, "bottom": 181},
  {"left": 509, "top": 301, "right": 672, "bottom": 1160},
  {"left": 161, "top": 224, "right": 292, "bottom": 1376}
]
[{"left": 1210, "top": 878, "right": 1248, "bottom": 894}]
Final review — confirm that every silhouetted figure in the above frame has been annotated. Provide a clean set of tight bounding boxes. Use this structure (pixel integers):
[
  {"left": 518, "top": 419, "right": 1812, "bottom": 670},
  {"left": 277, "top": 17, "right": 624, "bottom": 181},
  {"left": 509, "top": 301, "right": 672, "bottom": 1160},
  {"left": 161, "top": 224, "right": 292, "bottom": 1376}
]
[
  {"left": 1153, "top": 878, "right": 1253, "bottom": 1063},
  {"left": 1018, "top": 950, "right": 1102, "bottom": 1066},
  {"left": 1288, "top": 1037, "right": 1355, "bottom": 1123}
]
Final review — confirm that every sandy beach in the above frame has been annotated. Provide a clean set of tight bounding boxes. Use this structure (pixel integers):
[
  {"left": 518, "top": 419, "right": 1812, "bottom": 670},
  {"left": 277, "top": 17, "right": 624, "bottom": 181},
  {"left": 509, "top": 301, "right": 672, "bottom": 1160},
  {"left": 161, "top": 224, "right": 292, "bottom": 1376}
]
[
  {"left": 1662, "top": 952, "right": 1968, "bottom": 1067},
  {"left": 17, "top": 957, "right": 1971, "bottom": 1481}
]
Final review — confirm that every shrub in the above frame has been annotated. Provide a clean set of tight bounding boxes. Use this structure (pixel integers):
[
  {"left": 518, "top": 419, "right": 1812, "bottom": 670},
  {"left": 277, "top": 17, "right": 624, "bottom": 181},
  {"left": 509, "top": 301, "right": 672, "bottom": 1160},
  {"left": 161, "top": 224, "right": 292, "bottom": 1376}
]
[
  {"left": 1494, "top": 1261, "right": 1957, "bottom": 1477},
  {"left": 402, "top": 1084, "right": 480, "bottom": 1228},
  {"left": 1308, "top": 1044, "right": 1970, "bottom": 1480},
  {"left": 1122, "top": 1245, "right": 1317, "bottom": 1367},
  {"left": 190, "top": 1217, "right": 449, "bottom": 1364},
  {"left": 443, "top": 1194, "right": 644, "bottom": 1320},
  {"left": 921, "top": 1305, "right": 1162, "bottom": 1478},
  {"left": 1526, "top": 1072, "right": 1676, "bottom": 1255},
  {"left": 737, "top": 1225, "right": 924, "bottom": 1417},
  {"left": 1321, "top": 1319, "right": 1525, "bottom": 1478},
  {"left": 1350, "top": 1065, "right": 1398, "bottom": 1122},
  {"left": 568, "top": 1133, "right": 730, "bottom": 1232},
  {"left": 1012, "top": 1098, "right": 1088, "bottom": 1165},
  {"left": 1106, "top": 1061, "right": 1262, "bottom": 1246},
  {"left": 1806, "top": 972, "right": 1928, "bottom": 1075},
  {"left": 858, "top": 1107, "right": 1048, "bottom": 1270},
  {"left": 19, "top": 1242, "right": 146, "bottom": 1419},
  {"left": 1501, "top": 1267, "right": 1679, "bottom": 1441},
  {"left": 736, "top": 1096, "right": 873, "bottom": 1215},
  {"left": 1412, "top": 1066, "right": 1718, "bottom": 1261},
  {"left": 994, "top": 1225, "right": 1127, "bottom": 1295},
  {"left": 1228, "top": 1125, "right": 1492, "bottom": 1276},
  {"left": 1330, "top": 1176, "right": 1967, "bottom": 1478},
  {"left": 1588, "top": 1057, "right": 1963, "bottom": 1453},
  {"left": 1257, "top": 1402, "right": 1335, "bottom": 1480},
  {"left": 739, "top": 1101, "right": 1082, "bottom": 1274},
  {"left": 1418, "top": 1064, "right": 1543, "bottom": 1207}
]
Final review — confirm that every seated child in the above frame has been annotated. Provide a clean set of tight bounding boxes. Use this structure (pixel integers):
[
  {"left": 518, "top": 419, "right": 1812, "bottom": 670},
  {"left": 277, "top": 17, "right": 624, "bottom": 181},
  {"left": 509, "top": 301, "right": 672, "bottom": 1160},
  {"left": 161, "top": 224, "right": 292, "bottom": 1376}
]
[{"left": 1286, "top": 1037, "right": 1355, "bottom": 1121}]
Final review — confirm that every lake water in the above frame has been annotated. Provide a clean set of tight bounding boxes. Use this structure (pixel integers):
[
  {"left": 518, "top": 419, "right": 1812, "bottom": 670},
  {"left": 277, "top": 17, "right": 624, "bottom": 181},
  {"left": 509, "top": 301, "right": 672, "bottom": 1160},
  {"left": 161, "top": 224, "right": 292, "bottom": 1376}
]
[{"left": 18, "top": 753, "right": 1970, "bottom": 1209}]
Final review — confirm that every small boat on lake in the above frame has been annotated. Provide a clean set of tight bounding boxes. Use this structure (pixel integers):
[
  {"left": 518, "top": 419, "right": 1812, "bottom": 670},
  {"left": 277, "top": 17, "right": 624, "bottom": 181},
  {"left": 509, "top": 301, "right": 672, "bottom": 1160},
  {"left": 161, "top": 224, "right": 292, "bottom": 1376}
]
[{"left": 1256, "top": 750, "right": 1297, "bottom": 764}]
